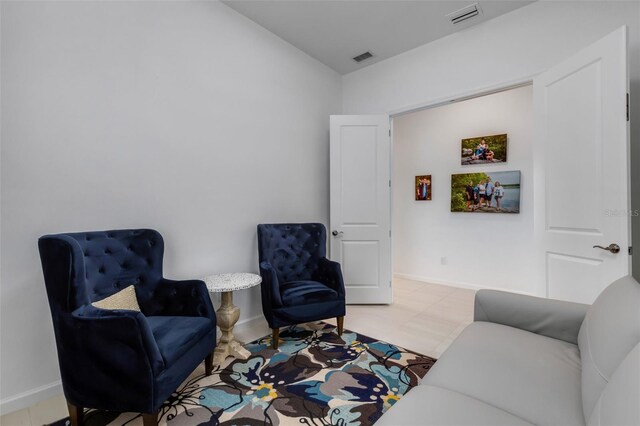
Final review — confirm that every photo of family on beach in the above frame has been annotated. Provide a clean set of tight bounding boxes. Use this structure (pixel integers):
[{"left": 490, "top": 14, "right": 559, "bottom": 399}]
[
  {"left": 461, "top": 133, "right": 507, "bottom": 165},
  {"left": 451, "top": 170, "right": 520, "bottom": 213},
  {"left": 415, "top": 175, "right": 432, "bottom": 201}
]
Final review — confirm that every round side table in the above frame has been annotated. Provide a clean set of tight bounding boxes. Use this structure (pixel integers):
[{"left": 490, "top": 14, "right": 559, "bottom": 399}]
[{"left": 203, "top": 273, "right": 261, "bottom": 365}]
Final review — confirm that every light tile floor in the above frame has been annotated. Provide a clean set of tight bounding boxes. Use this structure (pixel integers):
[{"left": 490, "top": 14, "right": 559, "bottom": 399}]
[{"left": 0, "top": 278, "right": 475, "bottom": 425}]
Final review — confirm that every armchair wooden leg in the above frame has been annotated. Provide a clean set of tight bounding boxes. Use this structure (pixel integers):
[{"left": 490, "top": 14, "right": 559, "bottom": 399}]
[
  {"left": 272, "top": 328, "right": 280, "bottom": 350},
  {"left": 337, "top": 316, "right": 344, "bottom": 335},
  {"left": 205, "top": 352, "right": 213, "bottom": 376},
  {"left": 66, "top": 401, "right": 84, "bottom": 426},
  {"left": 142, "top": 410, "right": 159, "bottom": 426}
]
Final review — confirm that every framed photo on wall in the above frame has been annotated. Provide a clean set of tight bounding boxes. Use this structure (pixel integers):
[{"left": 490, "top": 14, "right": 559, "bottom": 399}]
[
  {"left": 450, "top": 170, "right": 520, "bottom": 213},
  {"left": 415, "top": 175, "right": 432, "bottom": 201},
  {"left": 461, "top": 133, "right": 507, "bottom": 165}
]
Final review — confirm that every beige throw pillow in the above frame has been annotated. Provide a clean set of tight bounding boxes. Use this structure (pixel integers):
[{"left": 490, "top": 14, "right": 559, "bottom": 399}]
[{"left": 92, "top": 285, "right": 141, "bottom": 312}]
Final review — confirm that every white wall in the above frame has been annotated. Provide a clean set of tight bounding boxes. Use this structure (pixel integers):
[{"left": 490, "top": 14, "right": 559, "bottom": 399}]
[
  {"left": 0, "top": 1, "right": 341, "bottom": 411},
  {"left": 343, "top": 0, "right": 640, "bottom": 286},
  {"left": 393, "top": 86, "right": 533, "bottom": 293}
]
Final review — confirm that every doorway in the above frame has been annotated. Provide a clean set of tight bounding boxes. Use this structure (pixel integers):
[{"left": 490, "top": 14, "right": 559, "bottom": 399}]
[{"left": 391, "top": 85, "right": 535, "bottom": 295}]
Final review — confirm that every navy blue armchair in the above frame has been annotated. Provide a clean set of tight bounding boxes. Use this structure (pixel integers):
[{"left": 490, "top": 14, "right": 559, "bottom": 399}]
[
  {"left": 38, "top": 229, "right": 216, "bottom": 426},
  {"left": 257, "top": 223, "right": 346, "bottom": 349}
]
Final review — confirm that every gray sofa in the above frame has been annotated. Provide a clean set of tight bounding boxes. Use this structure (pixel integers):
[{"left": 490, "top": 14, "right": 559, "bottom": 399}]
[{"left": 379, "top": 276, "right": 640, "bottom": 426}]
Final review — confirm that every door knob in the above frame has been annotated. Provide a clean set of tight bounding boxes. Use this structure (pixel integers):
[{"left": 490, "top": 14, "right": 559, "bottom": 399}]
[
  {"left": 332, "top": 230, "right": 344, "bottom": 237},
  {"left": 593, "top": 243, "right": 621, "bottom": 254}
]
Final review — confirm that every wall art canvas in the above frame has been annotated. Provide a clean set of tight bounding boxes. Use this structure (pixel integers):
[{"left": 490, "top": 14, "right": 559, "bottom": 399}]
[
  {"left": 451, "top": 170, "right": 520, "bottom": 213},
  {"left": 461, "top": 133, "right": 507, "bottom": 165},
  {"left": 415, "top": 175, "right": 432, "bottom": 201}
]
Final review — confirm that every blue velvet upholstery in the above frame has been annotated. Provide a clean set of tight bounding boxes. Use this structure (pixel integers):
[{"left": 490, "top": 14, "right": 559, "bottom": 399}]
[
  {"left": 280, "top": 281, "right": 339, "bottom": 306},
  {"left": 38, "top": 229, "right": 216, "bottom": 415},
  {"left": 257, "top": 223, "right": 345, "bottom": 329},
  {"left": 146, "top": 316, "right": 213, "bottom": 366}
]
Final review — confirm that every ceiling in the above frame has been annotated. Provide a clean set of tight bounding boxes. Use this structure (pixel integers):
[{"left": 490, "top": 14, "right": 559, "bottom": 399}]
[{"left": 223, "top": 1, "right": 534, "bottom": 75}]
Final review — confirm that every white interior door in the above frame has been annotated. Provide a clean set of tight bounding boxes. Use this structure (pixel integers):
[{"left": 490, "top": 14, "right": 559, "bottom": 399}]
[
  {"left": 330, "top": 115, "right": 391, "bottom": 304},
  {"left": 534, "top": 26, "right": 630, "bottom": 304}
]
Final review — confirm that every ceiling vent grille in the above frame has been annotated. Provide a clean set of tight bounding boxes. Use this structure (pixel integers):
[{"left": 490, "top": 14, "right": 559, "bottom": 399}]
[
  {"left": 353, "top": 51, "right": 373, "bottom": 63},
  {"left": 447, "top": 3, "right": 482, "bottom": 25}
]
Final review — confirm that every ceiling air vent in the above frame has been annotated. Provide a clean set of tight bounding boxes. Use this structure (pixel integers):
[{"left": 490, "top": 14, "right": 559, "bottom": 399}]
[
  {"left": 353, "top": 51, "right": 373, "bottom": 63},
  {"left": 447, "top": 3, "right": 482, "bottom": 25}
]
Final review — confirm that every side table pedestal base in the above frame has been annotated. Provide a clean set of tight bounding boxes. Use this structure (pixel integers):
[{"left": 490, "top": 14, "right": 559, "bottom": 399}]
[{"left": 212, "top": 290, "right": 250, "bottom": 365}]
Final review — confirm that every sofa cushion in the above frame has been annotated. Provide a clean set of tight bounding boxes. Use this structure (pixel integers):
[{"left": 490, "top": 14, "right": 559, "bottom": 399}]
[
  {"left": 280, "top": 280, "right": 338, "bottom": 306},
  {"left": 423, "top": 321, "right": 584, "bottom": 426},
  {"left": 377, "top": 384, "right": 533, "bottom": 426},
  {"left": 577, "top": 276, "right": 640, "bottom": 421},
  {"left": 147, "top": 316, "right": 214, "bottom": 365}
]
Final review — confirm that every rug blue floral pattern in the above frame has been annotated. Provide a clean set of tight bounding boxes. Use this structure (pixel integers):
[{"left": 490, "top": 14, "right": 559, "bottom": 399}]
[{"left": 50, "top": 322, "right": 436, "bottom": 426}]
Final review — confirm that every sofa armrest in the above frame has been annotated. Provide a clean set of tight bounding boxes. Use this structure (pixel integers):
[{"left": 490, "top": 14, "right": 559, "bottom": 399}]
[{"left": 474, "top": 290, "right": 589, "bottom": 344}]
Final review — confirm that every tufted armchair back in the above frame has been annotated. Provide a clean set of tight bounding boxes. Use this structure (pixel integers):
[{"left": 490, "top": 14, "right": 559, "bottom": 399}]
[
  {"left": 257, "top": 223, "right": 326, "bottom": 283},
  {"left": 39, "top": 229, "right": 164, "bottom": 313}
]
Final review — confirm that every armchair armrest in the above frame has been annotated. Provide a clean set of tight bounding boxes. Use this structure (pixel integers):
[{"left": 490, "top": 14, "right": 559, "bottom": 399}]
[
  {"left": 72, "top": 305, "right": 164, "bottom": 376},
  {"left": 259, "top": 261, "right": 283, "bottom": 308},
  {"left": 58, "top": 306, "right": 165, "bottom": 411},
  {"left": 148, "top": 279, "right": 216, "bottom": 321},
  {"left": 313, "top": 257, "right": 345, "bottom": 298},
  {"left": 474, "top": 290, "right": 589, "bottom": 344}
]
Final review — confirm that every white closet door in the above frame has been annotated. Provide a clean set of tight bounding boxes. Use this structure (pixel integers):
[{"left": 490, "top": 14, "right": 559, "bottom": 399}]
[{"left": 330, "top": 115, "right": 392, "bottom": 304}]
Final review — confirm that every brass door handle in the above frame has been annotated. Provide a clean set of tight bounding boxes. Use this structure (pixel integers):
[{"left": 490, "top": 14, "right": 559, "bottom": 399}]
[{"left": 593, "top": 243, "right": 620, "bottom": 254}]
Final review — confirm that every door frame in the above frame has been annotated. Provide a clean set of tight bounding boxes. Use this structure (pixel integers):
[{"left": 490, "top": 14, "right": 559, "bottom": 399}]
[{"left": 388, "top": 77, "right": 534, "bottom": 118}]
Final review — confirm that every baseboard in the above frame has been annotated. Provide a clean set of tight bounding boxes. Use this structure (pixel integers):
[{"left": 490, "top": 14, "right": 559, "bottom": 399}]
[
  {"left": 0, "top": 380, "right": 62, "bottom": 415},
  {"left": 235, "top": 314, "right": 264, "bottom": 328},
  {"left": 393, "top": 273, "right": 535, "bottom": 296}
]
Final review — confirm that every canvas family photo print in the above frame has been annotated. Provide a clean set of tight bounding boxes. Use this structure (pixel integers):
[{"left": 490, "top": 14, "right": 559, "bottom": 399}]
[
  {"left": 460, "top": 134, "right": 507, "bottom": 165},
  {"left": 451, "top": 170, "right": 520, "bottom": 213}
]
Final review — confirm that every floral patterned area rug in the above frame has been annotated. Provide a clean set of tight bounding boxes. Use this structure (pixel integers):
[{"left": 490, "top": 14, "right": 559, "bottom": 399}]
[{"left": 50, "top": 322, "right": 436, "bottom": 426}]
